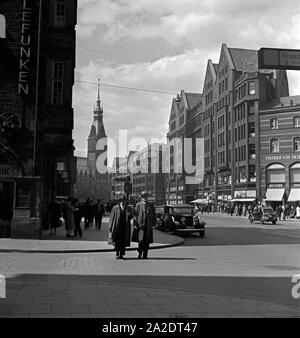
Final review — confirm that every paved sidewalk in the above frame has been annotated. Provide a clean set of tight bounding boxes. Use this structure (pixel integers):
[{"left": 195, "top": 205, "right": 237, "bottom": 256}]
[
  {"left": 1, "top": 275, "right": 299, "bottom": 318},
  {"left": 0, "top": 219, "right": 184, "bottom": 253}
]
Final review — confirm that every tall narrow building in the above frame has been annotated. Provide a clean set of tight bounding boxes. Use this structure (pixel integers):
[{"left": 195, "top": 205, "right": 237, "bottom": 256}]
[{"left": 74, "top": 81, "right": 110, "bottom": 201}]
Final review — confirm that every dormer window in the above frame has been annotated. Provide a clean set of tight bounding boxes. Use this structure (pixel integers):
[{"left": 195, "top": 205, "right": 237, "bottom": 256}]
[{"left": 0, "top": 14, "right": 6, "bottom": 38}]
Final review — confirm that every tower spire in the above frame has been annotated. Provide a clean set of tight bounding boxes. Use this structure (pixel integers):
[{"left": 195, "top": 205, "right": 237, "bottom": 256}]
[{"left": 97, "top": 78, "right": 101, "bottom": 110}]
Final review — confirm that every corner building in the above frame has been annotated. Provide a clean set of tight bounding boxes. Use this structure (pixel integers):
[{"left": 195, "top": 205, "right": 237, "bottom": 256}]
[{"left": 0, "top": 0, "right": 77, "bottom": 238}]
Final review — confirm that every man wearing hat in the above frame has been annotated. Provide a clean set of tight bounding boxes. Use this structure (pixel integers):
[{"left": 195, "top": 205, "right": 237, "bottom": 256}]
[
  {"left": 108, "top": 196, "right": 133, "bottom": 259},
  {"left": 134, "top": 191, "right": 156, "bottom": 259}
]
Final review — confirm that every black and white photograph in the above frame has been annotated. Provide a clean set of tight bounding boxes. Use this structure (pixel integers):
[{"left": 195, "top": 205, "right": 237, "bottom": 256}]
[{"left": 0, "top": 0, "right": 300, "bottom": 324}]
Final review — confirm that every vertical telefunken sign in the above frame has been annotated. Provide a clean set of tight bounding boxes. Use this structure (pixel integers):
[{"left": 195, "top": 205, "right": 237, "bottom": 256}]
[{"left": 18, "top": 0, "right": 32, "bottom": 96}]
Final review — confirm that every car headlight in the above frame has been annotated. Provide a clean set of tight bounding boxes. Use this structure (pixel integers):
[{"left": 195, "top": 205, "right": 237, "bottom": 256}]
[{"left": 181, "top": 217, "right": 185, "bottom": 222}]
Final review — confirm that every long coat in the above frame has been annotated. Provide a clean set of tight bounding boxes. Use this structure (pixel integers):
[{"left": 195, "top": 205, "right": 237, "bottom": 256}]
[
  {"left": 108, "top": 205, "right": 132, "bottom": 247},
  {"left": 134, "top": 201, "right": 156, "bottom": 244},
  {"left": 64, "top": 201, "right": 75, "bottom": 231}
]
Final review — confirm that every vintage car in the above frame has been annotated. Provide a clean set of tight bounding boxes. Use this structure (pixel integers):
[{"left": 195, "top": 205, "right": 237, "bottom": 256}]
[
  {"left": 155, "top": 204, "right": 206, "bottom": 237},
  {"left": 248, "top": 206, "right": 277, "bottom": 225}
]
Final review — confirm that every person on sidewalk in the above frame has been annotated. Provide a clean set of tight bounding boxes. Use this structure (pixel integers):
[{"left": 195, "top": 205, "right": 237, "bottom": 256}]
[
  {"left": 73, "top": 199, "right": 83, "bottom": 238},
  {"left": 48, "top": 198, "right": 62, "bottom": 236},
  {"left": 134, "top": 191, "right": 156, "bottom": 259},
  {"left": 108, "top": 197, "right": 133, "bottom": 259},
  {"left": 94, "top": 199, "right": 105, "bottom": 230},
  {"left": 64, "top": 198, "right": 75, "bottom": 238}
]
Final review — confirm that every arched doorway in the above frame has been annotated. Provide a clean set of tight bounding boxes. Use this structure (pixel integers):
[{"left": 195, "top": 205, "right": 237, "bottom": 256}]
[
  {"left": 265, "top": 163, "right": 286, "bottom": 208},
  {"left": 288, "top": 163, "right": 300, "bottom": 203}
]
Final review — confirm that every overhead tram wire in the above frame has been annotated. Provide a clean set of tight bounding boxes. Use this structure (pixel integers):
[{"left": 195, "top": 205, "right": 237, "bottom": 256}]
[{"left": 75, "top": 80, "right": 177, "bottom": 96}]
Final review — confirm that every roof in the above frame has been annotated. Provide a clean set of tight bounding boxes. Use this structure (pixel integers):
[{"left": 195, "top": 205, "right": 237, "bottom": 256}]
[
  {"left": 213, "top": 63, "right": 219, "bottom": 73},
  {"left": 228, "top": 48, "right": 258, "bottom": 72},
  {"left": 97, "top": 123, "right": 107, "bottom": 138},
  {"left": 185, "top": 93, "right": 202, "bottom": 110},
  {"left": 262, "top": 95, "right": 300, "bottom": 110},
  {"left": 88, "top": 125, "right": 96, "bottom": 139}
]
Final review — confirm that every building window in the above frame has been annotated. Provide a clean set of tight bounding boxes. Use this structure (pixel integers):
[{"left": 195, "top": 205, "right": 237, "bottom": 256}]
[
  {"left": 0, "top": 14, "right": 6, "bottom": 38},
  {"left": 294, "top": 138, "right": 300, "bottom": 152},
  {"left": 55, "top": 0, "right": 66, "bottom": 27},
  {"left": 52, "top": 61, "right": 64, "bottom": 105},
  {"left": 294, "top": 116, "right": 300, "bottom": 128},
  {"left": 270, "top": 118, "right": 278, "bottom": 129},
  {"left": 248, "top": 81, "right": 256, "bottom": 95},
  {"left": 270, "top": 138, "right": 279, "bottom": 153}
]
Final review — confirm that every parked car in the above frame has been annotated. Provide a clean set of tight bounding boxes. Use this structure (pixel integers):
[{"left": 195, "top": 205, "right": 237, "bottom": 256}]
[
  {"left": 155, "top": 204, "right": 206, "bottom": 237},
  {"left": 249, "top": 206, "right": 277, "bottom": 225}
]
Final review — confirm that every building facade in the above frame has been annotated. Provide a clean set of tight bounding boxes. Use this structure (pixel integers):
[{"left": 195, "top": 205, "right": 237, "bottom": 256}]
[
  {"left": 73, "top": 82, "right": 111, "bottom": 202},
  {"left": 202, "top": 43, "right": 289, "bottom": 203},
  {"left": 129, "top": 144, "right": 166, "bottom": 205},
  {"left": 259, "top": 96, "right": 300, "bottom": 207},
  {"left": 0, "top": 0, "right": 77, "bottom": 238},
  {"left": 166, "top": 90, "right": 203, "bottom": 205}
]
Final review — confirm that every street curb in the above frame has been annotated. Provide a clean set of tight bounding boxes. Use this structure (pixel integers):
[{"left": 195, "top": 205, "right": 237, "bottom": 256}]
[{"left": 0, "top": 234, "right": 185, "bottom": 254}]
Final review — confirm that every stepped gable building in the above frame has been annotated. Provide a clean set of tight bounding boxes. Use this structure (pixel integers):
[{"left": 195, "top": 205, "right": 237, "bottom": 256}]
[
  {"left": 0, "top": 0, "right": 77, "bottom": 238},
  {"left": 74, "top": 81, "right": 111, "bottom": 202},
  {"left": 165, "top": 90, "right": 203, "bottom": 205},
  {"left": 166, "top": 43, "right": 290, "bottom": 206}
]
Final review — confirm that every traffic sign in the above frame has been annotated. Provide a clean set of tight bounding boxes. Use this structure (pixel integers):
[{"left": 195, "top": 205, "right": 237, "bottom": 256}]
[{"left": 258, "top": 48, "right": 300, "bottom": 70}]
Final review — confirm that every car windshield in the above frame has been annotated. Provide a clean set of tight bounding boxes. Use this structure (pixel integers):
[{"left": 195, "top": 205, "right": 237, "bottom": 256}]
[
  {"left": 263, "top": 208, "right": 274, "bottom": 213},
  {"left": 155, "top": 207, "right": 164, "bottom": 214},
  {"left": 172, "top": 207, "right": 193, "bottom": 214}
]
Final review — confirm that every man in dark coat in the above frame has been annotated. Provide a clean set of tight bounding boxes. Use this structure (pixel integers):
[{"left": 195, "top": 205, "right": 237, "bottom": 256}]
[
  {"left": 108, "top": 197, "right": 133, "bottom": 259},
  {"left": 94, "top": 199, "right": 105, "bottom": 230},
  {"left": 48, "top": 198, "right": 62, "bottom": 236},
  {"left": 134, "top": 191, "right": 156, "bottom": 259}
]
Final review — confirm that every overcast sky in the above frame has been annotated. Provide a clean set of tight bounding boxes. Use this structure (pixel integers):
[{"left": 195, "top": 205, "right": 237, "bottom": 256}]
[{"left": 73, "top": 0, "right": 300, "bottom": 159}]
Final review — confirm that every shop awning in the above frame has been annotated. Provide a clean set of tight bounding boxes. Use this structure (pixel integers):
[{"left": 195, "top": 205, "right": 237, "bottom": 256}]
[
  {"left": 266, "top": 189, "right": 285, "bottom": 201},
  {"left": 230, "top": 198, "right": 255, "bottom": 203},
  {"left": 288, "top": 189, "right": 300, "bottom": 202}
]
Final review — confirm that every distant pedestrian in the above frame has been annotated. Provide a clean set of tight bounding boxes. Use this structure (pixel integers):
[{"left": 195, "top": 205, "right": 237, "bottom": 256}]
[
  {"left": 296, "top": 205, "right": 300, "bottom": 219},
  {"left": 64, "top": 198, "right": 75, "bottom": 237},
  {"left": 108, "top": 197, "right": 133, "bottom": 259},
  {"left": 73, "top": 199, "right": 83, "bottom": 238},
  {"left": 48, "top": 198, "right": 62, "bottom": 236},
  {"left": 134, "top": 191, "right": 156, "bottom": 259},
  {"left": 94, "top": 199, "right": 105, "bottom": 230}
]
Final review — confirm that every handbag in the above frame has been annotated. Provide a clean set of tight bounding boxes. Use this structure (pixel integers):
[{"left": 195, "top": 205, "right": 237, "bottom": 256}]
[{"left": 107, "top": 232, "right": 114, "bottom": 245}]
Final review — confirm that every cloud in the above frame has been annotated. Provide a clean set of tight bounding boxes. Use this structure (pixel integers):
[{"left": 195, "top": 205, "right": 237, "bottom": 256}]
[
  {"left": 73, "top": 49, "right": 206, "bottom": 156},
  {"left": 74, "top": 0, "right": 300, "bottom": 158}
]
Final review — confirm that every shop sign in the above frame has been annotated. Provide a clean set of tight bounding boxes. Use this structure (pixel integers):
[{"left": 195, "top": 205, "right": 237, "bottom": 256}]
[
  {"left": 265, "top": 155, "right": 300, "bottom": 161},
  {"left": 268, "top": 184, "right": 285, "bottom": 188},
  {"left": 18, "top": 0, "right": 32, "bottom": 96}
]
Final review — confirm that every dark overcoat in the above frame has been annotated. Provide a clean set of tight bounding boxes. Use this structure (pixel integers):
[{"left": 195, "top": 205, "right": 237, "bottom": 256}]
[
  {"left": 108, "top": 205, "right": 132, "bottom": 247},
  {"left": 134, "top": 201, "right": 156, "bottom": 244}
]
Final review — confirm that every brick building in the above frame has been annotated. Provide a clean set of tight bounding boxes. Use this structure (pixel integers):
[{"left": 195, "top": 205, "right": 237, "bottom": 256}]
[
  {"left": 201, "top": 43, "right": 289, "bottom": 203},
  {"left": 0, "top": 0, "right": 77, "bottom": 238},
  {"left": 166, "top": 90, "right": 203, "bottom": 205},
  {"left": 259, "top": 96, "right": 300, "bottom": 207}
]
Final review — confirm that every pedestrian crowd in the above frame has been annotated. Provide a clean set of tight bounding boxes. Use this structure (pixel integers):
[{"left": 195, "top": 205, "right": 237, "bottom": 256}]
[
  {"left": 195, "top": 201, "right": 300, "bottom": 221},
  {"left": 47, "top": 191, "right": 156, "bottom": 260},
  {"left": 47, "top": 198, "right": 106, "bottom": 237}
]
